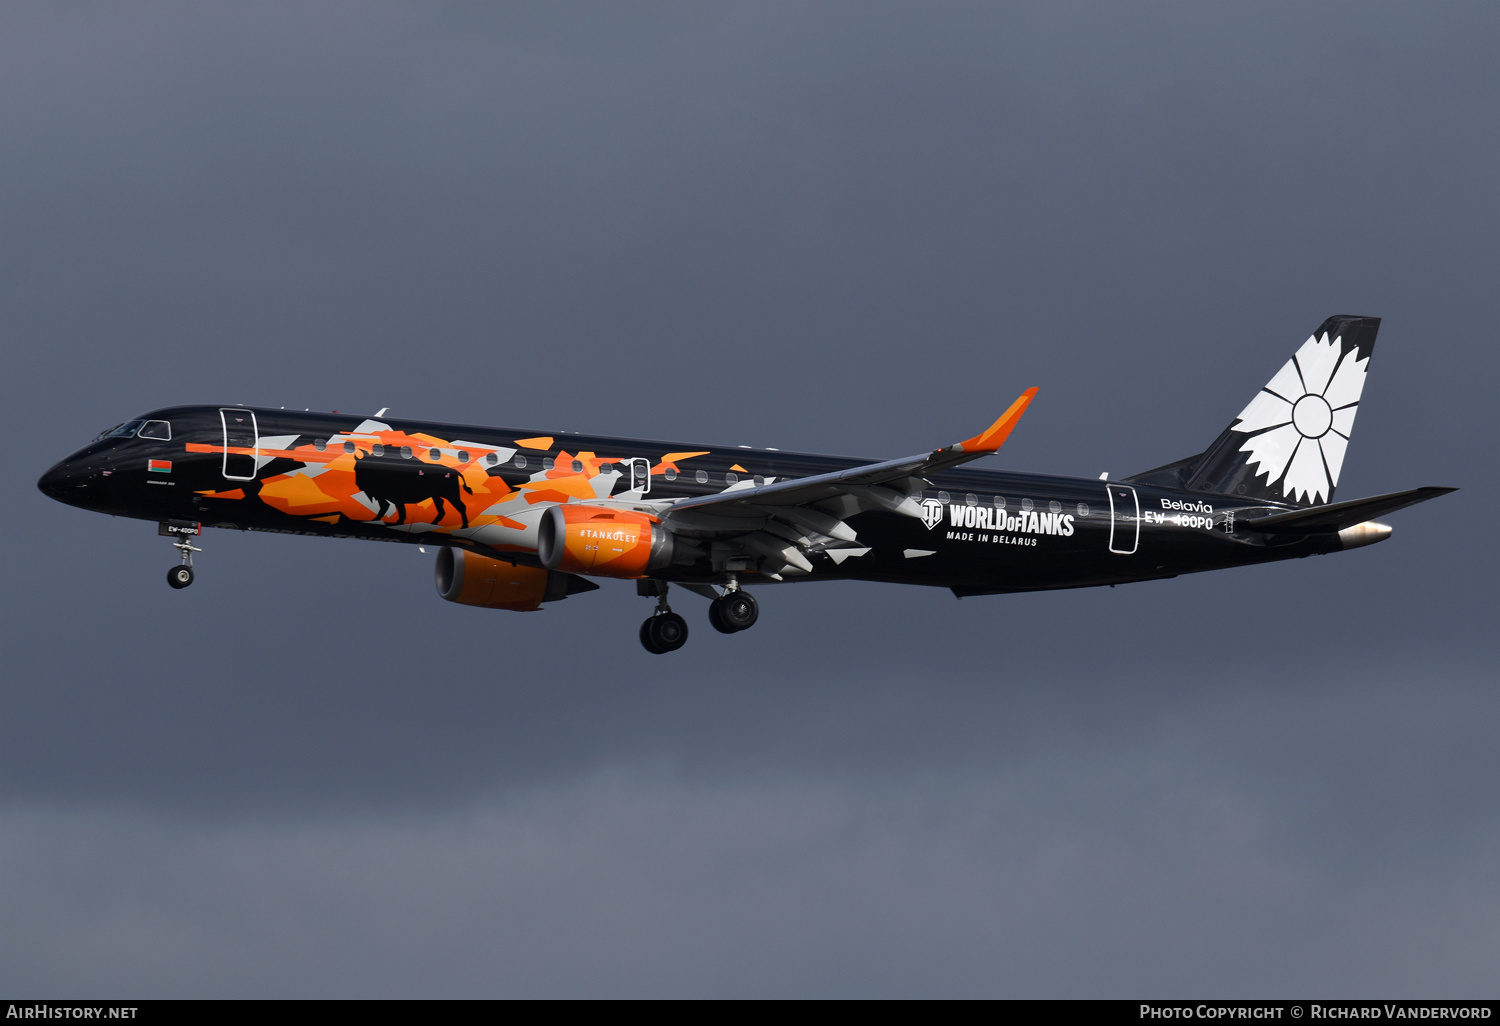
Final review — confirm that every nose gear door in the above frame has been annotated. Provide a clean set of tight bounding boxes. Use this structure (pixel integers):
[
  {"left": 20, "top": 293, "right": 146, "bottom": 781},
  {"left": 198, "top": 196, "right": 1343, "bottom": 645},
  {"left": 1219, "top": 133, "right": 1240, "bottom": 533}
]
[
  {"left": 1106, "top": 484, "right": 1139, "bottom": 555},
  {"left": 220, "top": 409, "right": 259, "bottom": 481}
]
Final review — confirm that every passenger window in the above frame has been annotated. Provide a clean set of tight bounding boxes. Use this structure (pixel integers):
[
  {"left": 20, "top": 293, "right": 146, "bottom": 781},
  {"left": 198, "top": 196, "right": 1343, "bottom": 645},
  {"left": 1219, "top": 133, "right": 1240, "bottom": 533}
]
[
  {"left": 965, "top": 493, "right": 977, "bottom": 506},
  {"left": 458, "top": 450, "right": 471, "bottom": 463},
  {"left": 726, "top": 472, "right": 738, "bottom": 485},
  {"left": 1021, "top": 498, "right": 1034, "bottom": 512},
  {"left": 429, "top": 448, "right": 441, "bottom": 461},
  {"left": 343, "top": 441, "right": 355, "bottom": 454},
  {"left": 137, "top": 420, "right": 171, "bottom": 441},
  {"left": 401, "top": 447, "right": 413, "bottom": 459},
  {"left": 1049, "top": 500, "right": 1062, "bottom": 514},
  {"left": 513, "top": 455, "right": 527, "bottom": 468},
  {"left": 373, "top": 444, "right": 385, "bottom": 456},
  {"left": 695, "top": 470, "right": 708, "bottom": 484},
  {"left": 664, "top": 468, "right": 677, "bottom": 481},
  {"left": 314, "top": 439, "right": 327, "bottom": 452}
]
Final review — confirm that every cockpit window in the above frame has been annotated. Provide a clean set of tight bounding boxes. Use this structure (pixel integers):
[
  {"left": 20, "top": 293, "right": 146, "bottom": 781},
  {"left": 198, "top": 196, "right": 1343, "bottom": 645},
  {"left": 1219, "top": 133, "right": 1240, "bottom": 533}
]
[
  {"left": 97, "top": 420, "right": 145, "bottom": 441},
  {"left": 137, "top": 420, "right": 172, "bottom": 440}
]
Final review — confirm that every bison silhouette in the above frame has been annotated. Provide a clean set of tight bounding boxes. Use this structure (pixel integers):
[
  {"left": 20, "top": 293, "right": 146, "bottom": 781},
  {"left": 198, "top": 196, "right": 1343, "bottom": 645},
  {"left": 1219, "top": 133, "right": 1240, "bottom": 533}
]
[{"left": 354, "top": 452, "right": 472, "bottom": 528}]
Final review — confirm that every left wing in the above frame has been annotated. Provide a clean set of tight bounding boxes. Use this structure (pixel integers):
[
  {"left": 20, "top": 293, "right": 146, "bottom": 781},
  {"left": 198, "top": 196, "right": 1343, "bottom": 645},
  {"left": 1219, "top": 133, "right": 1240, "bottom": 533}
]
[{"left": 659, "top": 389, "right": 1037, "bottom": 577}]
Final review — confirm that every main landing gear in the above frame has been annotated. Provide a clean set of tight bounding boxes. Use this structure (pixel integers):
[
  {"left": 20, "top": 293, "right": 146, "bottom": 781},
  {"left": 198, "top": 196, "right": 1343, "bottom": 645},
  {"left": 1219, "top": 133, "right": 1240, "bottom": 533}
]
[
  {"left": 708, "top": 585, "right": 758, "bottom": 634},
  {"left": 639, "top": 581, "right": 688, "bottom": 655},
  {"left": 637, "top": 578, "right": 760, "bottom": 653}
]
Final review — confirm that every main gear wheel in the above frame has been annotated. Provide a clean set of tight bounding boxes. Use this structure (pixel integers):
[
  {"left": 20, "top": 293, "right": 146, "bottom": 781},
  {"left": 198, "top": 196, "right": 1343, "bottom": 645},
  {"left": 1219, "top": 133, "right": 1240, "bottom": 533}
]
[
  {"left": 709, "top": 590, "right": 758, "bottom": 633},
  {"left": 641, "top": 611, "right": 689, "bottom": 654}
]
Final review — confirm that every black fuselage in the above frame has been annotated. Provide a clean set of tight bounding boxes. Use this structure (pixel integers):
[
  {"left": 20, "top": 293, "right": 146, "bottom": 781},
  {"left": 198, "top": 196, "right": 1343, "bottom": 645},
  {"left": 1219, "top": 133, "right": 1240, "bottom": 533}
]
[{"left": 39, "top": 405, "right": 1339, "bottom": 596}]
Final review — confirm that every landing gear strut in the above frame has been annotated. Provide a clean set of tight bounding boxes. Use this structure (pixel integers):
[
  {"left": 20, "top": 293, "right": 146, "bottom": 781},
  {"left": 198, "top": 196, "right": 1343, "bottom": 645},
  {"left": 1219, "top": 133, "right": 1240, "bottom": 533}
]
[
  {"left": 164, "top": 525, "right": 201, "bottom": 590},
  {"left": 708, "top": 580, "right": 758, "bottom": 634},
  {"left": 639, "top": 581, "right": 688, "bottom": 654}
]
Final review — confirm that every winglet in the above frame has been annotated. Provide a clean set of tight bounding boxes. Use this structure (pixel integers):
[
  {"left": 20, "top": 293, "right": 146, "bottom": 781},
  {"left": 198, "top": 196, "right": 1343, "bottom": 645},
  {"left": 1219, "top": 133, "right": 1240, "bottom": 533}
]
[{"left": 949, "top": 388, "right": 1038, "bottom": 454}]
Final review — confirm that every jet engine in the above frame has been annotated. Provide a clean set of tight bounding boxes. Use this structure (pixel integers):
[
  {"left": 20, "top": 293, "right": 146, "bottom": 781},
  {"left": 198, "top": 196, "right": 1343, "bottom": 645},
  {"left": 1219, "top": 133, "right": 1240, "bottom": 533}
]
[
  {"left": 537, "top": 504, "right": 676, "bottom": 578},
  {"left": 435, "top": 546, "right": 597, "bottom": 611}
]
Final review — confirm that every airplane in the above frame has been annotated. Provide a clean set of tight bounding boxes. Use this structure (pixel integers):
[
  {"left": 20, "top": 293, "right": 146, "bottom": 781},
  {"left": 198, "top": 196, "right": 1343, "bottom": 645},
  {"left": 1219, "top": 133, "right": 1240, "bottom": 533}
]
[{"left": 38, "top": 315, "right": 1454, "bottom": 654}]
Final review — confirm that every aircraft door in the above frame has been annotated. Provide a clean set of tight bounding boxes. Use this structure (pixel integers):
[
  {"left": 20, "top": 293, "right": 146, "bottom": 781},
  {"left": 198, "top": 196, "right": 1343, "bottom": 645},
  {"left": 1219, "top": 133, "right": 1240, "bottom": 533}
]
[
  {"left": 626, "top": 458, "right": 651, "bottom": 495},
  {"left": 220, "top": 408, "right": 259, "bottom": 481},
  {"left": 1106, "top": 484, "right": 1139, "bottom": 555}
]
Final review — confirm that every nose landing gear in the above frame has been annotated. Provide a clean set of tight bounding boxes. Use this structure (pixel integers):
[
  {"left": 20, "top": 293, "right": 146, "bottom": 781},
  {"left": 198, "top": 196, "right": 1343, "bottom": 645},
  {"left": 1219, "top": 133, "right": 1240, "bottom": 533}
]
[
  {"left": 160, "top": 520, "right": 201, "bottom": 590},
  {"left": 639, "top": 581, "right": 688, "bottom": 654}
]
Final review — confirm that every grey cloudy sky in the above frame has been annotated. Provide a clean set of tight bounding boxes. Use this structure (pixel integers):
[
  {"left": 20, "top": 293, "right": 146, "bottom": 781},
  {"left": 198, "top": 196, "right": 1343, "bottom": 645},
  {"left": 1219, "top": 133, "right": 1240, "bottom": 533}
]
[{"left": 2, "top": 1, "right": 1496, "bottom": 997}]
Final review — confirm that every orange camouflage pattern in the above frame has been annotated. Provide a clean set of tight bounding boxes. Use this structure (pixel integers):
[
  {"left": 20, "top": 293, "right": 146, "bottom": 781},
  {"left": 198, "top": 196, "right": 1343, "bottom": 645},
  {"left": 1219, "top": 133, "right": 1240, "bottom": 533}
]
[{"left": 186, "top": 420, "right": 709, "bottom": 556}]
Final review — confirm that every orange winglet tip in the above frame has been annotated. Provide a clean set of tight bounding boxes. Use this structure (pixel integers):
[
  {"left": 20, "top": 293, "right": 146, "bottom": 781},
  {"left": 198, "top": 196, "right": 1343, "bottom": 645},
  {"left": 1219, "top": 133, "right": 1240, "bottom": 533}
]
[{"left": 956, "top": 388, "right": 1038, "bottom": 453}]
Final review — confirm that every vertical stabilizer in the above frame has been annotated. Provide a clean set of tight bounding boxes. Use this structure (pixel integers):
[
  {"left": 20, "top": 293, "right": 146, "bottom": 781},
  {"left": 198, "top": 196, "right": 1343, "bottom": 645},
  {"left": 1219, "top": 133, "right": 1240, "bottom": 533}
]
[{"left": 1127, "top": 316, "right": 1379, "bottom": 506}]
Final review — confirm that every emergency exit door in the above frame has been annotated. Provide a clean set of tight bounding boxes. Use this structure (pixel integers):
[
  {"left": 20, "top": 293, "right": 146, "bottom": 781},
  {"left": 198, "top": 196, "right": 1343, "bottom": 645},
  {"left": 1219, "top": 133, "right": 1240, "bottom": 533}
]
[
  {"left": 626, "top": 458, "right": 650, "bottom": 495},
  {"left": 1106, "top": 484, "right": 1139, "bottom": 555}
]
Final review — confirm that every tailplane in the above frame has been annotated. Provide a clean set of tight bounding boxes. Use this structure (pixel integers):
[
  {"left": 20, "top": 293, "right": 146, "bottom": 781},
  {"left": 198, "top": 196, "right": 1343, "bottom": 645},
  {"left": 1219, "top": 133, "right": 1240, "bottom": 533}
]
[{"left": 1127, "top": 315, "right": 1380, "bottom": 506}]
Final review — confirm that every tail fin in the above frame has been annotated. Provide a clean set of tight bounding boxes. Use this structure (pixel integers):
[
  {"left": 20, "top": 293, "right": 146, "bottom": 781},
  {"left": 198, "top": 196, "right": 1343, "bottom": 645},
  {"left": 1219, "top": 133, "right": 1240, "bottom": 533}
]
[{"left": 1127, "top": 315, "right": 1379, "bottom": 506}]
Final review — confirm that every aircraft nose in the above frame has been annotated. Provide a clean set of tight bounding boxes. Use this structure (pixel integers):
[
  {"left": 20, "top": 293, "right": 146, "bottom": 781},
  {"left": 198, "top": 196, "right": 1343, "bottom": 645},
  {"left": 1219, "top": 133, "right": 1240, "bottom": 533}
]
[
  {"left": 39, "top": 452, "right": 120, "bottom": 513},
  {"left": 37, "top": 460, "right": 73, "bottom": 500}
]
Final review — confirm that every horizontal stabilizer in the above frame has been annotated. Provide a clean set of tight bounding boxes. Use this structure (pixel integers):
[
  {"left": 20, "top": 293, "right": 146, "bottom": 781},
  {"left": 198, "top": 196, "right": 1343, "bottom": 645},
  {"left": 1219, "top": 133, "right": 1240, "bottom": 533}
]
[{"left": 1241, "top": 486, "right": 1456, "bottom": 533}]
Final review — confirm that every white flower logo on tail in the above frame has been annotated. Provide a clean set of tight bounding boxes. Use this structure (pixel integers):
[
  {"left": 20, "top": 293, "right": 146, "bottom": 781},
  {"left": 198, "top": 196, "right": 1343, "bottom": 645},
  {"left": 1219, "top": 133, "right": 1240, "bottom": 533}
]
[{"left": 1231, "top": 332, "right": 1368, "bottom": 504}]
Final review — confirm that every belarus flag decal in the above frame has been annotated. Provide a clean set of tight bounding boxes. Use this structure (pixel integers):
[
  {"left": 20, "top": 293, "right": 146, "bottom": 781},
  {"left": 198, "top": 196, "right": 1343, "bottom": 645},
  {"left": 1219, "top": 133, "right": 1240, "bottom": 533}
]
[{"left": 148, "top": 459, "right": 172, "bottom": 473}]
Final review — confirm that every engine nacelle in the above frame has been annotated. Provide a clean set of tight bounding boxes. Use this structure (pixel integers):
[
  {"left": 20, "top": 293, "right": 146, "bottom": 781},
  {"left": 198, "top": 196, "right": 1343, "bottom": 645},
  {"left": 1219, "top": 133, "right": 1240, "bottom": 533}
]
[
  {"left": 435, "top": 547, "right": 597, "bottom": 611},
  {"left": 537, "top": 504, "right": 674, "bottom": 578}
]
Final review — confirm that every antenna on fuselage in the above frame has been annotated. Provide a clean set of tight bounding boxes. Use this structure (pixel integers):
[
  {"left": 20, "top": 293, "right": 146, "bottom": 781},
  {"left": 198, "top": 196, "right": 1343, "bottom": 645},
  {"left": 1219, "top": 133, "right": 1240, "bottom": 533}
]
[{"left": 375, "top": 407, "right": 389, "bottom": 418}]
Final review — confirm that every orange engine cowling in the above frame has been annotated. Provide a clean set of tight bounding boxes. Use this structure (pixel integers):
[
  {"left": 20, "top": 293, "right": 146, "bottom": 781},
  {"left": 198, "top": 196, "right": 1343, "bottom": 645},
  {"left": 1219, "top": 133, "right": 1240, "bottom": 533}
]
[
  {"left": 435, "top": 547, "right": 597, "bottom": 611},
  {"left": 537, "top": 504, "right": 675, "bottom": 579}
]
